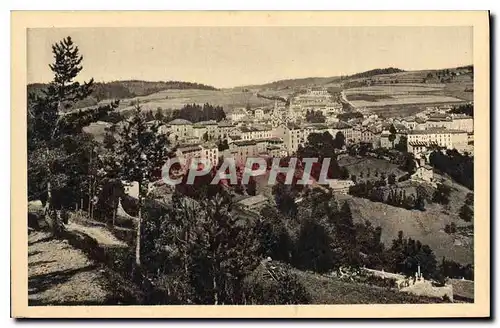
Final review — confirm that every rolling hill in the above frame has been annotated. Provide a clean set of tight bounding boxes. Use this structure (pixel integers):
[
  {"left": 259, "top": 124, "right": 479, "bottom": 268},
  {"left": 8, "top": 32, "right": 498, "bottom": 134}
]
[{"left": 27, "top": 80, "right": 219, "bottom": 109}]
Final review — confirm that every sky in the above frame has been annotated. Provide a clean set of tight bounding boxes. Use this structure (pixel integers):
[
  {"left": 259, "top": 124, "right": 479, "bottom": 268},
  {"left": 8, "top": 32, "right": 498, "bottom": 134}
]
[{"left": 27, "top": 27, "right": 473, "bottom": 89}]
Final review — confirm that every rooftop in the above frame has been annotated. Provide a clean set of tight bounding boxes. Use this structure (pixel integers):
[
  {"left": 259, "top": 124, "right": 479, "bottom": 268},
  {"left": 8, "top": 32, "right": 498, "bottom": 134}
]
[
  {"left": 218, "top": 121, "right": 235, "bottom": 128},
  {"left": 237, "top": 194, "right": 269, "bottom": 208},
  {"left": 169, "top": 118, "right": 193, "bottom": 125},
  {"left": 407, "top": 128, "right": 467, "bottom": 135}
]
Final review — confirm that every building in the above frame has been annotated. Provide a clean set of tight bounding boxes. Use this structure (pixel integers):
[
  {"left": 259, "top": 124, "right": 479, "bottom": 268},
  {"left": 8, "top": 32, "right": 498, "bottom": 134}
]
[
  {"left": 360, "top": 127, "right": 379, "bottom": 145},
  {"left": 236, "top": 194, "right": 269, "bottom": 210},
  {"left": 411, "top": 165, "right": 434, "bottom": 183},
  {"left": 426, "top": 116, "right": 453, "bottom": 130},
  {"left": 254, "top": 108, "right": 265, "bottom": 120},
  {"left": 330, "top": 121, "right": 356, "bottom": 144},
  {"left": 215, "top": 120, "right": 235, "bottom": 139},
  {"left": 278, "top": 123, "right": 304, "bottom": 154},
  {"left": 229, "top": 140, "right": 260, "bottom": 164},
  {"left": 450, "top": 114, "right": 474, "bottom": 133},
  {"left": 328, "top": 179, "right": 355, "bottom": 194},
  {"left": 175, "top": 143, "right": 203, "bottom": 166},
  {"left": 175, "top": 143, "right": 219, "bottom": 168},
  {"left": 197, "top": 120, "right": 218, "bottom": 139},
  {"left": 380, "top": 130, "right": 393, "bottom": 149},
  {"left": 406, "top": 128, "right": 469, "bottom": 156},
  {"left": 303, "top": 123, "right": 330, "bottom": 142},
  {"left": 231, "top": 108, "right": 248, "bottom": 122},
  {"left": 401, "top": 117, "right": 417, "bottom": 130},
  {"left": 239, "top": 125, "right": 274, "bottom": 140},
  {"left": 192, "top": 123, "right": 208, "bottom": 140},
  {"left": 200, "top": 143, "right": 219, "bottom": 167},
  {"left": 168, "top": 119, "right": 193, "bottom": 141}
]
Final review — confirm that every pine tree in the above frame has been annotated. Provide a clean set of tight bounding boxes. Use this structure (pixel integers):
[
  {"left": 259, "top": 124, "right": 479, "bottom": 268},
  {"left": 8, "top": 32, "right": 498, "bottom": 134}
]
[
  {"left": 459, "top": 203, "right": 474, "bottom": 222},
  {"left": 115, "top": 105, "right": 170, "bottom": 266},
  {"left": 28, "top": 36, "right": 117, "bottom": 229}
]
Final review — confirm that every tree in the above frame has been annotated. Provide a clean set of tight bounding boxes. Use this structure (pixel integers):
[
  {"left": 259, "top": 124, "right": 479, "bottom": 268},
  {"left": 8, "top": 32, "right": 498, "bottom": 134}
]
[
  {"left": 415, "top": 194, "right": 426, "bottom": 211},
  {"left": 333, "top": 131, "right": 346, "bottom": 150},
  {"left": 459, "top": 203, "right": 473, "bottom": 222},
  {"left": 103, "top": 131, "right": 117, "bottom": 151},
  {"left": 335, "top": 202, "right": 360, "bottom": 267},
  {"left": 246, "top": 176, "right": 257, "bottom": 196},
  {"left": 115, "top": 105, "right": 170, "bottom": 266},
  {"left": 465, "top": 192, "right": 474, "bottom": 206},
  {"left": 433, "top": 183, "right": 451, "bottom": 205},
  {"left": 388, "top": 125, "right": 397, "bottom": 148},
  {"left": 388, "top": 173, "right": 396, "bottom": 185},
  {"left": 28, "top": 36, "right": 117, "bottom": 230},
  {"left": 202, "top": 131, "right": 209, "bottom": 142},
  {"left": 154, "top": 107, "right": 165, "bottom": 122},
  {"left": 351, "top": 175, "right": 357, "bottom": 184},
  {"left": 189, "top": 194, "right": 259, "bottom": 304},
  {"left": 255, "top": 207, "right": 293, "bottom": 263},
  {"left": 339, "top": 166, "right": 350, "bottom": 180},
  {"left": 293, "top": 219, "right": 335, "bottom": 273},
  {"left": 218, "top": 139, "right": 229, "bottom": 151}
]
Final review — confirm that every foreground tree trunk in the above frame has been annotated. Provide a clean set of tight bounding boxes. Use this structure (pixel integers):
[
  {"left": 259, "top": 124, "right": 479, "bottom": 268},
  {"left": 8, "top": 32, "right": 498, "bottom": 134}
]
[
  {"left": 112, "top": 199, "right": 116, "bottom": 226},
  {"left": 135, "top": 195, "right": 142, "bottom": 266}
]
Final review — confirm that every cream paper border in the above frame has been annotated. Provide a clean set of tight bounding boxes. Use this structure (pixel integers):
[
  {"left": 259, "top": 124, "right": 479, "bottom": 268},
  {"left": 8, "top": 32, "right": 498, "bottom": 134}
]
[{"left": 11, "top": 11, "right": 490, "bottom": 318}]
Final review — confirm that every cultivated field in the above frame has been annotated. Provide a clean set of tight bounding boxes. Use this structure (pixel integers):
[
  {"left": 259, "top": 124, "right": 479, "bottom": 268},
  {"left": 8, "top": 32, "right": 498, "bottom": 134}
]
[
  {"left": 344, "top": 84, "right": 446, "bottom": 95},
  {"left": 344, "top": 84, "right": 465, "bottom": 109}
]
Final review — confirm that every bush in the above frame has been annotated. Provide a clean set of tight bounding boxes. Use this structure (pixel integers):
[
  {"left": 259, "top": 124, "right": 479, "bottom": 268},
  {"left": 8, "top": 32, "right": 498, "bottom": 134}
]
[
  {"left": 243, "top": 262, "right": 310, "bottom": 305},
  {"left": 398, "top": 174, "right": 410, "bottom": 182}
]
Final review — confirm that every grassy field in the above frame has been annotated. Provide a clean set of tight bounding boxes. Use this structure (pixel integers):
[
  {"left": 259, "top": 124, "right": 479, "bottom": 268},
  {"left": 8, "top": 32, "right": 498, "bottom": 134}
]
[
  {"left": 338, "top": 156, "right": 406, "bottom": 180},
  {"left": 292, "top": 268, "right": 444, "bottom": 304},
  {"left": 108, "top": 88, "right": 276, "bottom": 114},
  {"left": 348, "top": 94, "right": 465, "bottom": 108}
]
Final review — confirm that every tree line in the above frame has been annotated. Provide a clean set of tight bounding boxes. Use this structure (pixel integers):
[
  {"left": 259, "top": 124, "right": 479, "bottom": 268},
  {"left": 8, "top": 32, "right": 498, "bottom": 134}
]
[
  {"left": 429, "top": 149, "right": 474, "bottom": 190},
  {"left": 170, "top": 103, "right": 226, "bottom": 123}
]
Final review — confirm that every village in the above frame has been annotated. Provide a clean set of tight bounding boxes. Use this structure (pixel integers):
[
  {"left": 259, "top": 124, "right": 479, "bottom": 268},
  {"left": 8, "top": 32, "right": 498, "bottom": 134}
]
[
  {"left": 25, "top": 29, "right": 477, "bottom": 308},
  {"left": 129, "top": 86, "right": 474, "bottom": 195}
]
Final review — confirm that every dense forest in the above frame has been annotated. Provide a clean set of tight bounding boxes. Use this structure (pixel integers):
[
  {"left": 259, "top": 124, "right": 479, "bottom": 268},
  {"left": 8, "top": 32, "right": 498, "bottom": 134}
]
[
  {"left": 343, "top": 67, "right": 405, "bottom": 80},
  {"left": 448, "top": 103, "right": 474, "bottom": 117},
  {"left": 171, "top": 103, "right": 226, "bottom": 123},
  {"left": 429, "top": 149, "right": 474, "bottom": 190}
]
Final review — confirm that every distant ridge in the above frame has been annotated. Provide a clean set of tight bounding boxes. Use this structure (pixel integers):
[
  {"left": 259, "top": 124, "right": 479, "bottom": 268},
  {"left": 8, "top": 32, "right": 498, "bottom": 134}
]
[
  {"left": 343, "top": 67, "right": 406, "bottom": 79},
  {"left": 27, "top": 80, "right": 219, "bottom": 106}
]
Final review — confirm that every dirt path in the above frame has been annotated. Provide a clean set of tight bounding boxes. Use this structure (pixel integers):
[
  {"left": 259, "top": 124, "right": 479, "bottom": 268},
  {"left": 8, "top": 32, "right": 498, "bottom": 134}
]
[{"left": 28, "top": 231, "right": 114, "bottom": 305}]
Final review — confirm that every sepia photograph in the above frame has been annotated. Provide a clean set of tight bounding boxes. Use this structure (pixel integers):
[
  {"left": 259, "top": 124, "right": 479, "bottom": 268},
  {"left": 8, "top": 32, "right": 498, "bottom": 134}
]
[{"left": 11, "top": 11, "right": 490, "bottom": 318}]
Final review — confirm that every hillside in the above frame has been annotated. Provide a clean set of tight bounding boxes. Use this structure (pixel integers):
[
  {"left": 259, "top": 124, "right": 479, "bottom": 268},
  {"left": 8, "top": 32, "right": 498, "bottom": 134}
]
[
  {"left": 239, "top": 66, "right": 473, "bottom": 104},
  {"left": 292, "top": 268, "right": 445, "bottom": 304},
  {"left": 27, "top": 80, "right": 219, "bottom": 109},
  {"left": 104, "top": 88, "right": 276, "bottom": 115},
  {"left": 335, "top": 172, "right": 473, "bottom": 266},
  {"left": 345, "top": 67, "right": 406, "bottom": 80}
]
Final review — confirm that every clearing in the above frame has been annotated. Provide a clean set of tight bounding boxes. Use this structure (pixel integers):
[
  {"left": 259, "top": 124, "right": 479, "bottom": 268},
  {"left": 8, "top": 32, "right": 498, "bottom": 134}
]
[
  {"left": 338, "top": 156, "right": 406, "bottom": 180},
  {"left": 113, "top": 88, "right": 275, "bottom": 114}
]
